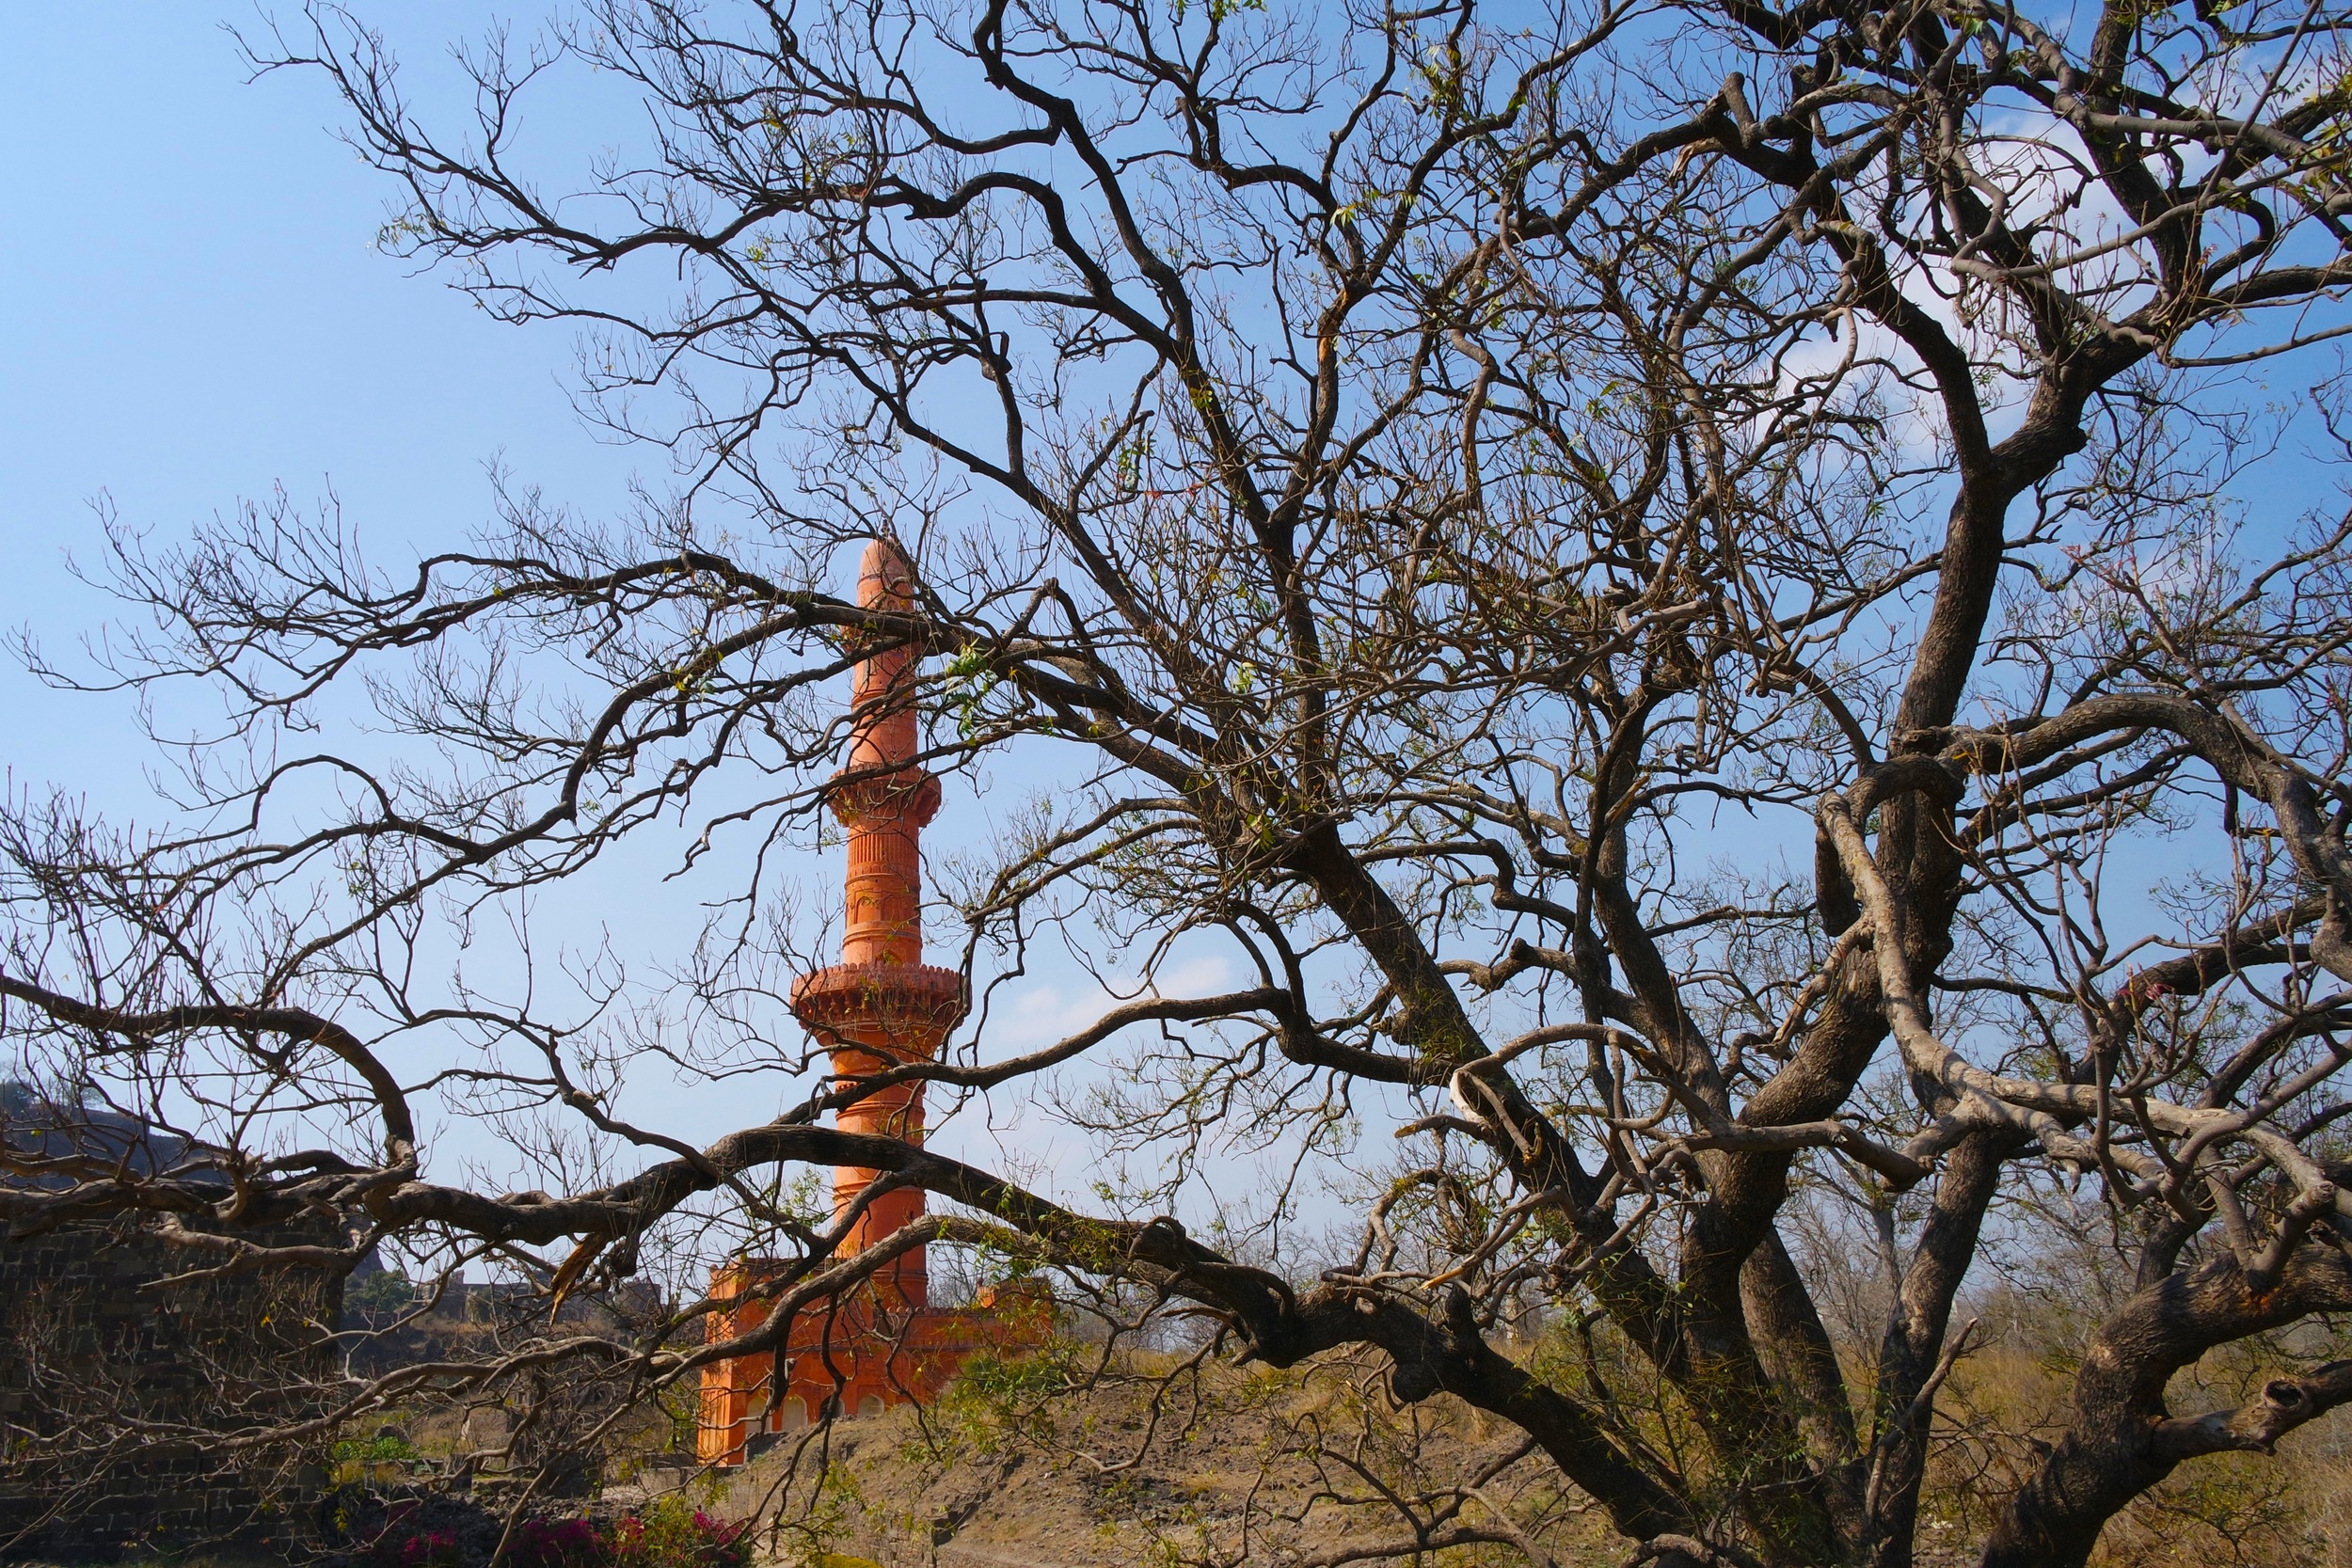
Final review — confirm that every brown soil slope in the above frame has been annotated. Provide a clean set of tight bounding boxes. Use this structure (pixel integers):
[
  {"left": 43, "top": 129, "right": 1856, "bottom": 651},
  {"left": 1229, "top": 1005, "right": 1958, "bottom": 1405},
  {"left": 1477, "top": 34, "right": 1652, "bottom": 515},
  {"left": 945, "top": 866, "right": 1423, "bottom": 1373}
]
[{"left": 696, "top": 1347, "right": 1621, "bottom": 1568}]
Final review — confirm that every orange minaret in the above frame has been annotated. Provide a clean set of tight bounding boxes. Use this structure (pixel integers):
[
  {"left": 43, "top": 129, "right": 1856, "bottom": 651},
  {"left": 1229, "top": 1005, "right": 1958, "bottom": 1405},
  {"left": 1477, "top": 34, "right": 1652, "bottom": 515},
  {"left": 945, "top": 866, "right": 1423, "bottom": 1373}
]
[
  {"left": 787, "top": 538, "right": 965, "bottom": 1308},
  {"left": 697, "top": 542, "right": 1046, "bottom": 1464}
]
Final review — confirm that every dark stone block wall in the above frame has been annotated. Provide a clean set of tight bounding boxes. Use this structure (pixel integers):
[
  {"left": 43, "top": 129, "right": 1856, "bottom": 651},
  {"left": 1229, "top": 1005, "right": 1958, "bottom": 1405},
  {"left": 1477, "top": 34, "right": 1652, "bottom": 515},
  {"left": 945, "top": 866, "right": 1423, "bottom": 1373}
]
[{"left": 0, "top": 1215, "right": 343, "bottom": 1561}]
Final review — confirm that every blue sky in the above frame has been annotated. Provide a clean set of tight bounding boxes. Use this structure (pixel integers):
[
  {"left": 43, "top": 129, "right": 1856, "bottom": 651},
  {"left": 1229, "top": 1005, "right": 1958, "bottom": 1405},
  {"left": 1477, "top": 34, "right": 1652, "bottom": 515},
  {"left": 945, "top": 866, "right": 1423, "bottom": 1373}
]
[
  {"left": 0, "top": 6, "right": 642, "bottom": 797},
  {"left": 0, "top": 7, "right": 1261, "bottom": 1247}
]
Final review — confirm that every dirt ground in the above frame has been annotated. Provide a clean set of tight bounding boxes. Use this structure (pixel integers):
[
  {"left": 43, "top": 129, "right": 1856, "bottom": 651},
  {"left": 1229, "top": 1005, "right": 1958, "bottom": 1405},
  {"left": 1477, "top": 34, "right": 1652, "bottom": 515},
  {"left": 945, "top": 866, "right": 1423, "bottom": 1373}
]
[{"left": 683, "top": 1345, "right": 1627, "bottom": 1568}]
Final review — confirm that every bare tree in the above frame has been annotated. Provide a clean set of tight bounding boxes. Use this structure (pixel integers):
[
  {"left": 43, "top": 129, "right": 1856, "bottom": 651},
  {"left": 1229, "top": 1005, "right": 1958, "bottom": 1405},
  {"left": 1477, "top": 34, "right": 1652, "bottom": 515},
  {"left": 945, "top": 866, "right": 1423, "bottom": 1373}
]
[{"left": 11, "top": 0, "right": 2352, "bottom": 1562}]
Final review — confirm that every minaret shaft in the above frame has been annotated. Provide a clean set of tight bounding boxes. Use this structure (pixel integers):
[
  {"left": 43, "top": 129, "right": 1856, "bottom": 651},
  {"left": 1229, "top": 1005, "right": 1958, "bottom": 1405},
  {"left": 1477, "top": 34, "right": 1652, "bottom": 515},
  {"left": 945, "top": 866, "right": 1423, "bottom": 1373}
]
[{"left": 787, "top": 539, "right": 963, "bottom": 1309}]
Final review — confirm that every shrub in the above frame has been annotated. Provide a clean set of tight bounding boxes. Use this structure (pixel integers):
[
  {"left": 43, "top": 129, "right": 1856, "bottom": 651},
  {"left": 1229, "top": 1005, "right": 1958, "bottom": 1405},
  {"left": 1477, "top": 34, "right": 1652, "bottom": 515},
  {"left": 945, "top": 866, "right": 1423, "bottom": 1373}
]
[
  {"left": 335, "top": 1433, "right": 421, "bottom": 1465},
  {"left": 509, "top": 1515, "right": 606, "bottom": 1568},
  {"left": 362, "top": 1504, "right": 462, "bottom": 1568},
  {"left": 606, "top": 1497, "right": 754, "bottom": 1568},
  {"left": 352, "top": 1497, "right": 751, "bottom": 1568}
]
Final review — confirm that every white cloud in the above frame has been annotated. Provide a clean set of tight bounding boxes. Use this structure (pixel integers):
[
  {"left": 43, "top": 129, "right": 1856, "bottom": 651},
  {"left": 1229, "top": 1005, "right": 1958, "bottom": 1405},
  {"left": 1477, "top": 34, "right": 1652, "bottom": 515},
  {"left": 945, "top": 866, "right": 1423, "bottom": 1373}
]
[{"left": 986, "top": 950, "right": 1237, "bottom": 1051}]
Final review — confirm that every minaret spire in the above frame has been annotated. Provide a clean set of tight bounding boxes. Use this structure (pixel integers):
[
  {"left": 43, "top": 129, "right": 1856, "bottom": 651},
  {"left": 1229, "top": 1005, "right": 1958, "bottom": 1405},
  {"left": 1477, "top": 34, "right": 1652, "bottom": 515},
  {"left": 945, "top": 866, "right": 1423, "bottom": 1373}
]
[{"left": 788, "top": 538, "right": 964, "bottom": 1307}]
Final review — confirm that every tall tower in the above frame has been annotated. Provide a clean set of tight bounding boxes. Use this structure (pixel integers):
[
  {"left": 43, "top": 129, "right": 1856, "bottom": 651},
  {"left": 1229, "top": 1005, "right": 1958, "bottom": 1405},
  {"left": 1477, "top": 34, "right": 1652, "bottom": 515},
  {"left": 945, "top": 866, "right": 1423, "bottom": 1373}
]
[
  {"left": 696, "top": 541, "right": 1040, "bottom": 1460},
  {"left": 788, "top": 539, "right": 964, "bottom": 1308}
]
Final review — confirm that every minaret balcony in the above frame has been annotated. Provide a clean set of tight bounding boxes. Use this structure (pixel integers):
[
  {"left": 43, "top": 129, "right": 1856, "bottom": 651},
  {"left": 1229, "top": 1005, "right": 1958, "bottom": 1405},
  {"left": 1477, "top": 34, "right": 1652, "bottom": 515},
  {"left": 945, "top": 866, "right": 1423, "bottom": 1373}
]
[
  {"left": 825, "top": 766, "right": 942, "bottom": 829},
  {"left": 789, "top": 960, "right": 967, "bottom": 1043}
]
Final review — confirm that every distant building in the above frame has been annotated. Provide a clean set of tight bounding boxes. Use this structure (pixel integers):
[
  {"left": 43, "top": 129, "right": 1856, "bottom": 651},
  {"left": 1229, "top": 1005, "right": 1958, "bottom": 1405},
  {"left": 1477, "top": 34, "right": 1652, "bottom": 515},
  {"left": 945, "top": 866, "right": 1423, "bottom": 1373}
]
[{"left": 0, "top": 1083, "right": 341, "bottom": 1560}]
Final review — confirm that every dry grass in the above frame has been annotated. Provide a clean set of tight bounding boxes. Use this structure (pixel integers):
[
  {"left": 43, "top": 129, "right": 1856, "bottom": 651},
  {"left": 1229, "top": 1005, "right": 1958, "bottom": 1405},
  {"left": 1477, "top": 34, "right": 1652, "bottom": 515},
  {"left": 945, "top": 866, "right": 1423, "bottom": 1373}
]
[
  {"left": 700, "top": 1344, "right": 1627, "bottom": 1568},
  {"left": 1915, "top": 1318, "right": 2352, "bottom": 1567},
  {"left": 660, "top": 1318, "right": 2352, "bottom": 1567}
]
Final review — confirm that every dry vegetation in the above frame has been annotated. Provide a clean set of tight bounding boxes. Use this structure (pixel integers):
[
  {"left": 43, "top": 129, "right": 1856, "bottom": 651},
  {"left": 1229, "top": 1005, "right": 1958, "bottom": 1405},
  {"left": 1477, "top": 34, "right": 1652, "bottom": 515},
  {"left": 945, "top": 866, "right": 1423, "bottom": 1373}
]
[
  {"left": 699, "top": 1316, "right": 2352, "bottom": 1568},
  {"left": 1931, "top": 1328, "right": 2352, "bottom": 1568},
  {"left": 723, "top": 1341, "right": 1622, "bottom": 1568}
]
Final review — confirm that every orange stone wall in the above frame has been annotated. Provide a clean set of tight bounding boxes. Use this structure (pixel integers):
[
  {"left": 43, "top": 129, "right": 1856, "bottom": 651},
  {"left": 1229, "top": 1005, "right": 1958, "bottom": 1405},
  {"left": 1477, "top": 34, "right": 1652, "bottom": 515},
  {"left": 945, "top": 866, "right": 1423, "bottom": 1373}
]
[{"left": 696, "top": 1265, "right": 1052, "bottom": 1465}]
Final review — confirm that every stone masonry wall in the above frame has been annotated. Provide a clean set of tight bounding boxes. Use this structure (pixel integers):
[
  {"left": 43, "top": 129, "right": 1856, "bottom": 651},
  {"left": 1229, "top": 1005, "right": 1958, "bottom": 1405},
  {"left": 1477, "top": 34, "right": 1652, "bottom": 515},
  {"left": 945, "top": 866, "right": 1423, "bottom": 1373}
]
[{"left": 0, "top": 1215, "right": 342, "bottom": 1561}]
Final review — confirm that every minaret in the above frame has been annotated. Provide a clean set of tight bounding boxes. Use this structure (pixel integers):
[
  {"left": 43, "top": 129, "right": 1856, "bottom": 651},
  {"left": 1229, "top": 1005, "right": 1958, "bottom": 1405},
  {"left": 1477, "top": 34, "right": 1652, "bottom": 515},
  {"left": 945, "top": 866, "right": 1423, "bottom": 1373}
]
[{"left": 788, "top": 539, "right": 964, "bottom": 1309}]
